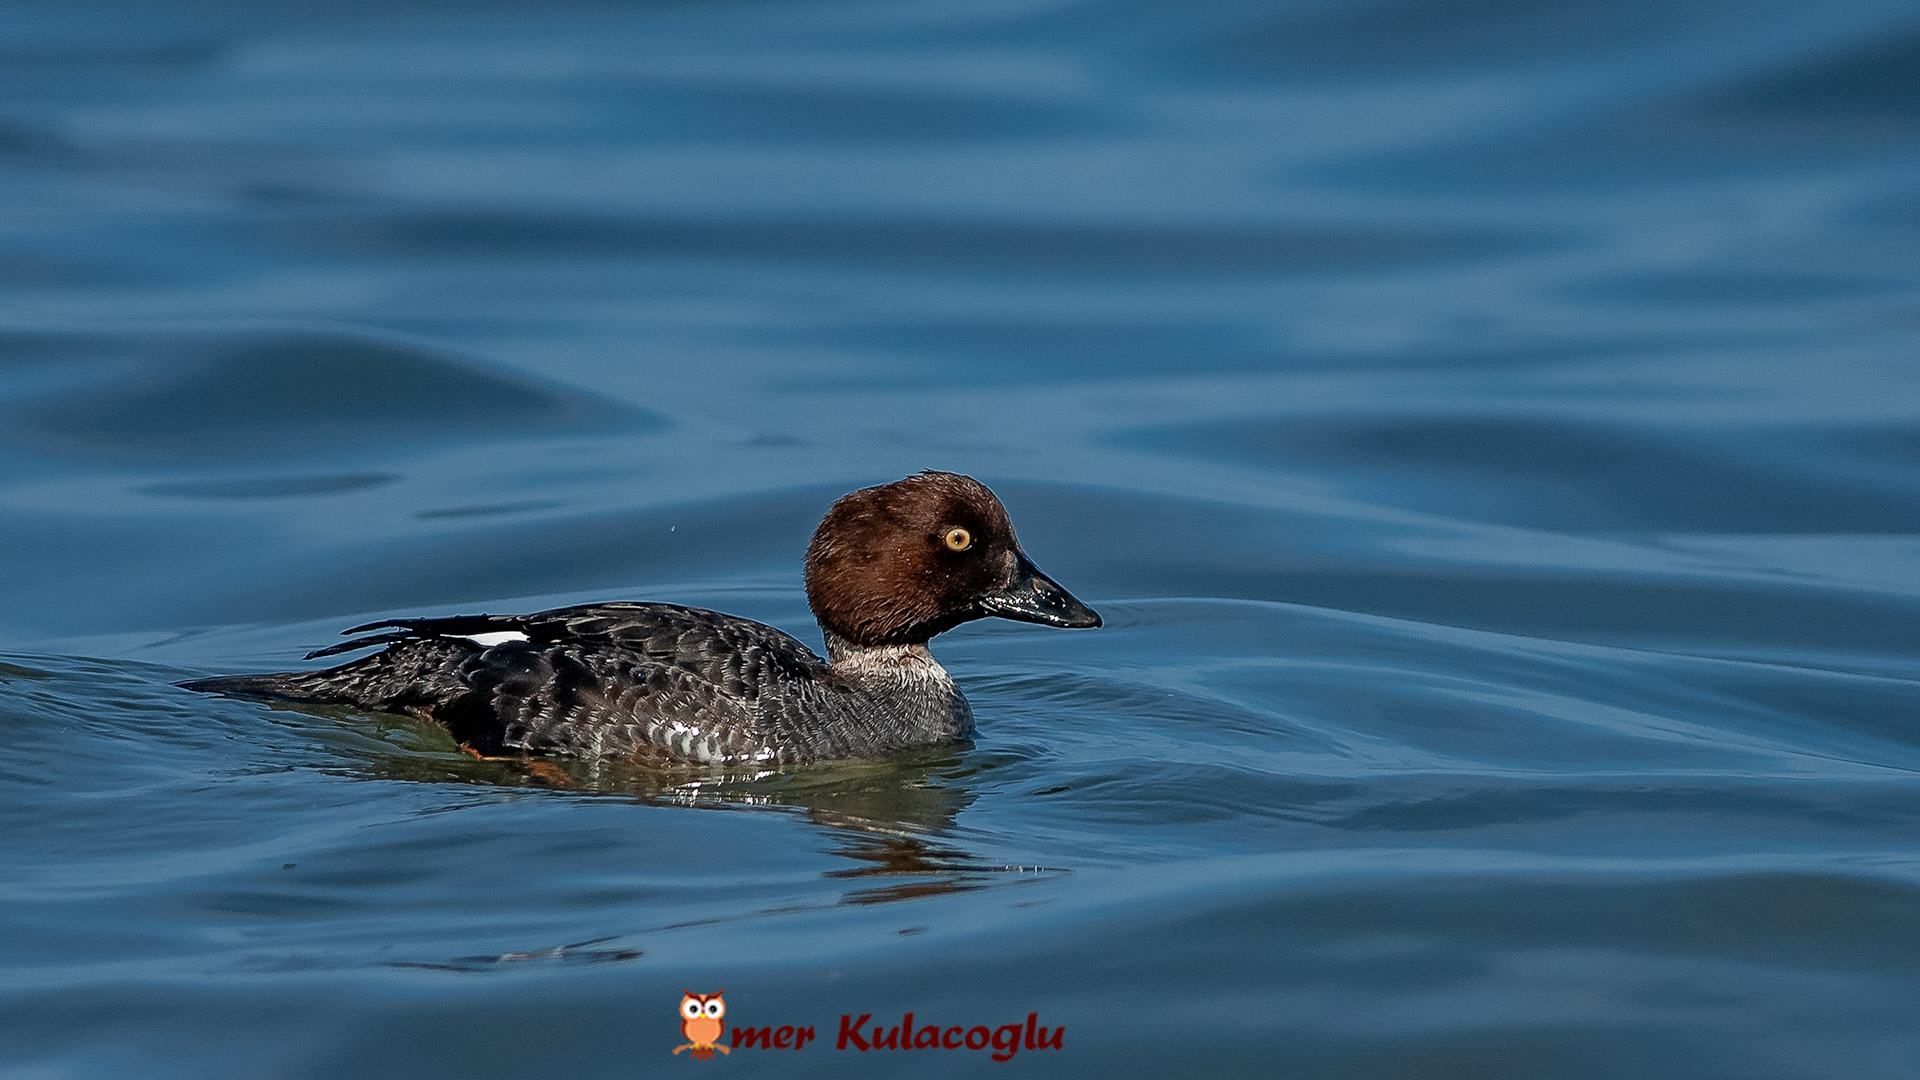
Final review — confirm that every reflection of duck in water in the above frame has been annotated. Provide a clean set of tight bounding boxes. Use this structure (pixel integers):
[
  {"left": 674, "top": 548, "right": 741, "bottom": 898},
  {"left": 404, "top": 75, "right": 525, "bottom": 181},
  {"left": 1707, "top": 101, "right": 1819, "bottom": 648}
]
[
  {"left": 381, "top": 757, "right": 1053, "bottom": 973},
  {"left": 183, "top": 472, "right": 1099, "bottom": 766},
  {"left": 379, "top": 743, "right": 1030, "bottom": 922}
]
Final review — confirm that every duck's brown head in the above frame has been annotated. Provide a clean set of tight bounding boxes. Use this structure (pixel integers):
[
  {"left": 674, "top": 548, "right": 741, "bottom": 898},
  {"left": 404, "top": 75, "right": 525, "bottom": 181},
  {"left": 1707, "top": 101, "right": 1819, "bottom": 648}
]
[{"left": 804, "top": 471, "right": 1102, "bottom": 649}]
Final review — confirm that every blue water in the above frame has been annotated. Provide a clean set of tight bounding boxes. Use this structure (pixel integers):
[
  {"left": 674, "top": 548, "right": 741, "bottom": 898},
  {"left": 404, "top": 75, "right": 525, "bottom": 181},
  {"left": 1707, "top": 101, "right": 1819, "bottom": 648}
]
[{"left": 4, "top": 0, "right": 1920, "bottom": 1075}]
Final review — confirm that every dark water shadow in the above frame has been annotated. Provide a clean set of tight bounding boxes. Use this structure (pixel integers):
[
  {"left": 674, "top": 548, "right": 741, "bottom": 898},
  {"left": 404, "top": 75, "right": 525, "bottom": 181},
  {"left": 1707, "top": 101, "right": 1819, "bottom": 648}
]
[
  {"left": 389, "top": 935, "right": 647, "bottom": 974},
  {"left": 284, "top": 209, "right": 1542, "bottom": 277},
  {"left": 137, "top": 473, "right": 403, "bottom": 500},
  {"left": 0, "top": 327, "right": 661, "bottom": 466}
]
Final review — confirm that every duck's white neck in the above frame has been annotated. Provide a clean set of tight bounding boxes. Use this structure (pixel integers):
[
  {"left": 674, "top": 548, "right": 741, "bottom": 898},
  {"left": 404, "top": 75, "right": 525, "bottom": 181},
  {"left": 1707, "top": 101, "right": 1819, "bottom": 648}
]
[
  {"left": 819, "top": 631, "right": 974, "bottom": 742},
  {"left": 822, "top": 630, "right": 942, "bottom": 674}
]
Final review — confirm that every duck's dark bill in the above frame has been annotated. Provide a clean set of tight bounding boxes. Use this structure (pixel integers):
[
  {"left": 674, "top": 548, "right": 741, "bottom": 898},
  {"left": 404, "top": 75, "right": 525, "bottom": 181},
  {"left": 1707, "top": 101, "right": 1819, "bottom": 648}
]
[{"left": 980, "top": 551, "right": 1102, "bottom": 629}]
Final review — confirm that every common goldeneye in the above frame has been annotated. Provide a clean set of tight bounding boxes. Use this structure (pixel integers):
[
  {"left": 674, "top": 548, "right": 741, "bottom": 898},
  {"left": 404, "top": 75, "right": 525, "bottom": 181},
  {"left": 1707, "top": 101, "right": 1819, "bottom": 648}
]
[{"left": 181, "top": 472, "right": 1100, "bottom": 765}]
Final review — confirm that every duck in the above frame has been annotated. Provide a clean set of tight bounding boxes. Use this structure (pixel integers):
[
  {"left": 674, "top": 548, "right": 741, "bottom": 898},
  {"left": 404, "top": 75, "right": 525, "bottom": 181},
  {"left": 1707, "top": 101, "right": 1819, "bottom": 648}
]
[{"left": 180, "top": 471, "right": 1101, "bottom": 766}]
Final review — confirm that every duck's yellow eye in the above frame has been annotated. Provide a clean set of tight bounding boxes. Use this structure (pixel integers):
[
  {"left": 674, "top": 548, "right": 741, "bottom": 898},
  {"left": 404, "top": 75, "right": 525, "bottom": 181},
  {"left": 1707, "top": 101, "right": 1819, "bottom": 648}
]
[{"left": 943, "top": 527, "right": 972, "bottom": 552}]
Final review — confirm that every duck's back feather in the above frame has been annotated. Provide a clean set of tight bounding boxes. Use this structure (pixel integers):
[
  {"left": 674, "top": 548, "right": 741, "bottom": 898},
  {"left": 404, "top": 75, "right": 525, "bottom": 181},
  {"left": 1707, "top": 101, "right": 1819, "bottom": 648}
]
[{"left": 184, "top": 603, "right": 849, "bottom": 763}]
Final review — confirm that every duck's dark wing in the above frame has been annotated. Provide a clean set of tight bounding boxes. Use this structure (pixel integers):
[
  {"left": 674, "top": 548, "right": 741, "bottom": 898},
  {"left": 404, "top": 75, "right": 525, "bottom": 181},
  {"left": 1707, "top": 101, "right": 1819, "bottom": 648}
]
[{"left": 182, "top": 603, "right": 834, "bottom": 763}]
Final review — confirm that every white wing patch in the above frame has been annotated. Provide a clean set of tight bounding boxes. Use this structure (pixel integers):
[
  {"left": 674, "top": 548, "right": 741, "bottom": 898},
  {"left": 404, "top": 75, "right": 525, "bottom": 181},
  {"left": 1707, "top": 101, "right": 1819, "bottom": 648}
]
[{"left": 460, "top": 631, "right": 529, "bottom": 647}]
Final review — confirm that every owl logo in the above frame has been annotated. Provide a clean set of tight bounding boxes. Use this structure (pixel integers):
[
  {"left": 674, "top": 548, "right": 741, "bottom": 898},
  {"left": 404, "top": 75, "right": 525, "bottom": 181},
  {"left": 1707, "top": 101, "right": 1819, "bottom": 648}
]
[{"left": 673, "top": 991, "right": 730, "bottom": 1059}]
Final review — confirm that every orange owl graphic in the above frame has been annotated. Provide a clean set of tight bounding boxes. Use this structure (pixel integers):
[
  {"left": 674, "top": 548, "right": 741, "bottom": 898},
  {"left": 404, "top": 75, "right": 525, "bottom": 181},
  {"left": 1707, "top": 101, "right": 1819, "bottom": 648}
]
[{"left": 673, "top": 990, "right": 730, "bottom": 1059}]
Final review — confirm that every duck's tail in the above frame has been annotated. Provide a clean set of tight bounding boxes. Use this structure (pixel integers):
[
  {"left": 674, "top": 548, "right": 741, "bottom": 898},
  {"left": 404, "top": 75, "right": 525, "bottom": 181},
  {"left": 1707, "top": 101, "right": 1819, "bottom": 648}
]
[
  {"left": 178, "top": 634, "right": 473, "bottom": 712},
  {"left": 177, "top": 671, "right": 337, "bottom": 701},
  {"left": 186, "top": 638, "right": 522, "bottom": 756}
]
